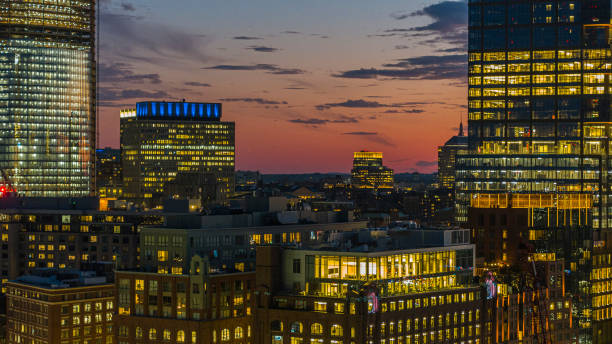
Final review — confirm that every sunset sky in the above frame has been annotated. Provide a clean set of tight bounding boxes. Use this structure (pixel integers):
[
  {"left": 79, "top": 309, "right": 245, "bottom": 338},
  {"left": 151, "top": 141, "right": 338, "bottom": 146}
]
[{"left": 98, "top": 0, "right": 468, "bottom": 174}]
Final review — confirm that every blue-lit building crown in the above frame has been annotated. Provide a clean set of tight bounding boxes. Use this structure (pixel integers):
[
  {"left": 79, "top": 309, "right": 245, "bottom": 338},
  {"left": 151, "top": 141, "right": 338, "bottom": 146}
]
[{"left": 135, "top": 101, "right": 222, "bottom": 121}]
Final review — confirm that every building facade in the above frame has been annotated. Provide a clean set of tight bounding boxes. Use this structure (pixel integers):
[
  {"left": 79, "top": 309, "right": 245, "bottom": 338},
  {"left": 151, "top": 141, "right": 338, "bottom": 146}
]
[
  {"left": 140, "top": 221, "right": 367, "bottom": 274},
  {"left": 0, "top": 197, "right": 164, "bottom": 295},
  {"left": 96, "top": 148, "right": 122, "bottom": 199},
  {"left": 5, "top": 269, "right": 114, "bottom": 344},
  {"left": 115, "top": 256, "right": 255, "bottom": 344},
  {"left": 351, "top": 151, "right": 394, "bottom": 192},
  {"left": 492, "top": 259, "right": 576, "bottom": 344},
  {"left": 115, "top": 227, "right": 577, "bottom": 344},
  {"left": 120, "top": 102, "right": 235, "bottom": 207},
  {"left": 254, "top": 244, "right": 491, "bottom": 344},
  {"left": 0, "top": 0, "right": 96, "bottom": 196},
  {"left": 459, "top": 1, "right": 612, "bottom": 341}
]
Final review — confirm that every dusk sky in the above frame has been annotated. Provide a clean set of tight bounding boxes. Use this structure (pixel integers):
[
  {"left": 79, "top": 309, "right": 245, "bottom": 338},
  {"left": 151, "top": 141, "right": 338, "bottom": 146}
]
[{"left": 99, "top": 0, "right": 468, "bottom": 174}]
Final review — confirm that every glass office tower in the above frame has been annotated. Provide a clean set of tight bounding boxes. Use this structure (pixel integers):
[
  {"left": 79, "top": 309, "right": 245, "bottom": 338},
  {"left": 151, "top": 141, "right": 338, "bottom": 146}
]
[
  {"left": 0, "top": 1, "right": 96, "bottom": 196},
  {"left": 458, "top": 0, "right": 612, "bottom": 342}
]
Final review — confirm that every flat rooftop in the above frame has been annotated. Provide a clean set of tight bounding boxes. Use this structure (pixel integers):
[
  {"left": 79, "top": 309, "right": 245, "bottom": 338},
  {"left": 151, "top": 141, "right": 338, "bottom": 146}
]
[{"left": 10, "top": 269, "right": 109, "bottom": 289}]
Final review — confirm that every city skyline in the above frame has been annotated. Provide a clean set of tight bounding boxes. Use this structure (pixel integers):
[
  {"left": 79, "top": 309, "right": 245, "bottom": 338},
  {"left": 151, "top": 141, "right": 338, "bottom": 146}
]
[
  {"left": 98, "top": 0, "right": 467, "bottom": 174},
  {"left": 3, "top": 1, "right": 604, "bottom": 343}
]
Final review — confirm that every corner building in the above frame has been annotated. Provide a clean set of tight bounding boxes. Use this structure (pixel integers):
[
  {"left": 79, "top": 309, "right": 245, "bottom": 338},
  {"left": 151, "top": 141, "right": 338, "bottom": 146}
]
[
  {"left": 121, "top": 102, "right": 235, "bottom": 206},
  {"left": 459, "top": 0, "right": 612, "bottom": 342},
  {"left": 0, "top": 1, "right": 96, "bottom": 196}
]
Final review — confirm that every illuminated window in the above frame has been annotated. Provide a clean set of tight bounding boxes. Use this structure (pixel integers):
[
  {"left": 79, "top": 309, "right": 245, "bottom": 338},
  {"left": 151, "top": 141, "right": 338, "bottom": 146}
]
[
  {"left": 558, "top": 86, "right": 580, "bottom": 95},
  {"left": 221, "top": 329, "right": 230, "bottom": 341},
  {"left": 234, "top": 327, "right": 243, "bottom": 339},
  {"left": 533, "top": 75, "right": 555, "bottom": 84},
  {"left": 331, "top": 324, "right": 343, "bottom": 337},
  {"left": 508, "top": 51, "right": 530, "bottom": 60},
  {"left": 508, "top": 63, "right": 530, "bottom": 72},
  {"left": 483, "top": 88, "right": 505, "bottom": 97},
  {"left": 311, "top": 323, "right": 324, "bottom": 335},
  {"left": 314, "top": 302, "right": 327, "bottom": 312},
  {"left": 533, "top": 87, "right": 555, "bottom": 96},
  {"left": 558, "top": 74, "right": 580, "bottom": 83}
]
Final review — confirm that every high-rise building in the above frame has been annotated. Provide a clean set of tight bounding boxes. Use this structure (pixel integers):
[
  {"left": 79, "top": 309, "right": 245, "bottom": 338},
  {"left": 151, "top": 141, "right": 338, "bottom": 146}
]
[
  {"left": 438, "top": 123, "right": 467, "bottom": 190},
  {"left": 0, "top": 1, "right": 96, "bottom": 196},
  {"left": 459, "top": 1, "right": 612, "bottom": 341},
  {"left": 120, "top": 102, "right": 235, "bottom": 207},
  {"left": 5, "top": 269, "right": 114, "bottom": 344},
  {"left": 351, "top": 151, "right": 394, "bottom": 192}
]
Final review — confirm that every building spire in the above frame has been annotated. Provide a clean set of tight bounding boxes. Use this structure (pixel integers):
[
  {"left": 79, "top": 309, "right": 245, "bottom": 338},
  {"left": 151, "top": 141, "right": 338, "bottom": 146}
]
[{"left": 459, "top": 119, "right": 464, "bottom": 137}]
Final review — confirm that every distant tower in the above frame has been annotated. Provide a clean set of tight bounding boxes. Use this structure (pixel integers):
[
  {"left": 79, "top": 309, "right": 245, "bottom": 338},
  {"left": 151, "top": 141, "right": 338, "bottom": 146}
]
[
  {"left": 350, "top": 151, "right": 394, "bottom": 193},
  {"left": 438, "top": 123, "right": 468, "bottom": 190}
]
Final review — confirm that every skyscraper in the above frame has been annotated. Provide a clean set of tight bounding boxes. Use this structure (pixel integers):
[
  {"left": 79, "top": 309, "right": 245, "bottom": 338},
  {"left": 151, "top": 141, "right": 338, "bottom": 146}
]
[
  {"left": 459, "top": 1, "right": 612, "bottom": 341},
  {"left": 351, "top": 151, "right": 394, "bottom": 192},
  {"left": 121, "top": 101, "right": 235, "bottom": 207},
  {"left": 0, "top": 1, "right": 96, "bottom": 196}
]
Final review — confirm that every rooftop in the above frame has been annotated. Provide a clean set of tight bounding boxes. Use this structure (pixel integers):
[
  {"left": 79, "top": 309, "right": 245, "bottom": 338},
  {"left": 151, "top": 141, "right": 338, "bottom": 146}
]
[
  {"left": 10, "top": 269, "right": 109, "bottom": 289},
  {"left": 121, "top": 101, "right": 223, "bottom": 121},
  {"left": 296, "top": 227, "right": 472, "bottom": 253},
  {"left": 443, "top": 135, "right": 468, "bottom": 147}
]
